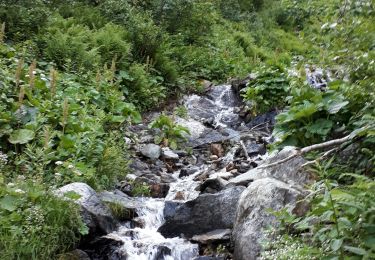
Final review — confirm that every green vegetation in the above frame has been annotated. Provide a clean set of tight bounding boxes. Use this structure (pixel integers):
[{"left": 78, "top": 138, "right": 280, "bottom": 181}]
[
  {"left": 150, "top": 114, "right": 190, "bottom": 149},
  {"left": 0, "top": 181, "right": 87, "bottom": 259},
  {"left": 0, "top": 0, "right": 373, "bottom": 258}
]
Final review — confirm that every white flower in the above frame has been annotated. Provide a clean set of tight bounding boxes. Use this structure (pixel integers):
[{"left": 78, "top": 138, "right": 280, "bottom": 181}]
[
  {"left": 73, "top": 170, "right": 82, "bottom": 176},
  {"left": 14, "top": 189, "right": 25, "bottom": 194},
  {"left": 7, "top": 183, "right": 15, "bottom": 187},
  {"left": 55, "top": 172, "right": 62, "bottom": 177},
  {"left": 68, "top": 164, "right": 74, "bottom": 169},
  {"left": 55, "top": 161, "right": 63, "bottom": 166}
]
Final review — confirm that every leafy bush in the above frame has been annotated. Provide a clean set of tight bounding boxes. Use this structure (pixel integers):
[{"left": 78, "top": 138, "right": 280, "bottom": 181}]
[
  {"left": 242, "top": 66, "right": 289, "bottom": 115},
  {"left": 273, "top": 83, "right": 350, "bottom": 147},
  {"left": 0, "top": 0, "right": 50, "bottom": 41},
  {"left": 123, "top": 63, "right": 166, "bottom": 110},
  {"left": 0, "top": 181, "right": 87, "bottom": 259},
  {"left": 149, "top": 114, "right": 190, "bottom": 149},
  {"left": 40, "top": 16, "right": 132, "bottom": 71}
]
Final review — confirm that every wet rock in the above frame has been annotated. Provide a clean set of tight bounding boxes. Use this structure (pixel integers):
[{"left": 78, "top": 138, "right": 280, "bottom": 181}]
[
  {"left": 56, "top": 183, "right": 118, "bottom": 236},
  {"left": 174, "top": 191, "right": 186, "bottom": 200},
  {"left": 233, "top": 178, "right": 304, "bottom": 260},
  {"left": 191, "top": 229, "right": 231, "bottom": 244},
  {"left": 229, "top": 147, "right": 312, "bottom": 186},
  {"left": 189, "top": 128, "right": 238, "bottom": 148},
  {"left": 135, "top": 174, "right": 161, "bottom": 184},
  {"left": 238, "top": 162, "right": 251, "bottom": 173},
  {"left": 179, "top": 166, "right": 200, "bottom": 178},
  {"left": 200, "top": 177, "right": 229, "bottom": 194},
  {"left": 140, "top": 144, "right": 161, "bottom": 159},
  {"left": 244, "top": 142, "right": 266, "bottom": 156},
  {"left": 162, "top": 147, "right": 179, "bottom": 161},
  {"left": 210, "top": 143, "right": 225, "bottom": 157},
  {"left": 160, "top": 173, "right": 177, "bottom": 183},
  {"left": 150, "top": 183, "right": 170, "bottom": 198},
  {"left": 129, "top": 159, "right": 149, "bottom": 172},
  {"left": 83, "top": 236, "right": 125, "bottom": 260},
  {"left": 64, "top": 249, "right": 91, "bottom": 260},
  {"left": 245, "top": 110, "right": 278, "bottom": 130},
  {"left": 99, "top": 191, "right": 142, "bottom": 220},
  {"left": 154, "top": 245, "right": 172, "bottom": 259},
  {"left": 158, "top": 186, "right": 245, "bottom": 238}
]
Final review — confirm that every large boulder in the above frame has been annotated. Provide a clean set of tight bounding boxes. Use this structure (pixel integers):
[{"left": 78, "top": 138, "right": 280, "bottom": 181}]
[
  {"left": 232, "top": 178, "right": 303, "bottom": 260},
  {"left": 158, "top": 186, "right": 245, "bottom": 238},
  {"left": 56, "top": 183, "right": 118, "bottom": 236},
  {"left": 231, "top": 147, "right": 313, "bottom": 260}
]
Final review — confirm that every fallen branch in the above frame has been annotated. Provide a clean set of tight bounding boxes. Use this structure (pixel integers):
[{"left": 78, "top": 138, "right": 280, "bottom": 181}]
[
  {"left": 258, "top": 134, "right": 352, "bottom": 169},
  {"left": 240, "top": 140, "right": 250, "bottom": 161}
]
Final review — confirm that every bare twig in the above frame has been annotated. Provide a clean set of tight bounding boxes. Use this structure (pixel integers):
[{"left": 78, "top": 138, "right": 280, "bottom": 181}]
[
  {"left": 258, "top": 134, "right": 352, "bottom": 169},
  {"left": 301, "top": 147, "right": 338, "bottom": 167},
  {"left": 240, "top": 140, "right": 250, "bottom": 161}
]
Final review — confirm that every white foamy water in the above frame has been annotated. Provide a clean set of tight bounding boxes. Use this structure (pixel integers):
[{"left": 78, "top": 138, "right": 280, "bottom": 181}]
[{"left": 107, "top": 198, "right": 198, "bottom": 260}]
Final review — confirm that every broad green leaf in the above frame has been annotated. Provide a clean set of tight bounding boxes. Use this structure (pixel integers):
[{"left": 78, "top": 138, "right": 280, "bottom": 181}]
[
  {"left": 0, "top": 195, "right": 18, "bottom": 211},
  {"left": 331, "top": 238, "right": 343, "bottom": 251},
  {"left": 8, "top": 129, "right": 35, "bottom": 144},
  {"left": 326, "top": 100, "right": 349, "bottom": 114},
  {"left": 344, "top": 246, "right": 367, "bottom": 255},
  {"left": 306, "top": 118, "right": 333, "bottom": 136}
]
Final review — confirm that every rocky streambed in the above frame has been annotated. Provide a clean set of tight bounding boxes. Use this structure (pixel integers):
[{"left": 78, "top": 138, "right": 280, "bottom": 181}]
[{"left": 58, "top": 80, "right": 313, "bottom": 260}]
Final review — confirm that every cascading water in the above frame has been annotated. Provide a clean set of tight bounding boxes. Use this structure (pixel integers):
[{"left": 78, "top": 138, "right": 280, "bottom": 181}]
[
  {"left": 103, "top": 84, "right": 243, "bottom": 260},
  {"left": 184, "top": 85, "right": 242, "bottom": 129},
  {"left": 106, "top": 198, "right": 198, "bottom": 260}
]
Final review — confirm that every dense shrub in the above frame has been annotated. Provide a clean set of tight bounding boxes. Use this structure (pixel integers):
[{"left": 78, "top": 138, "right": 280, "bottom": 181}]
[
  {"left": 0, "top": 0, "right": 50, "bottom": 41},
  {"left": 0, "top": 181, "right": 86, "bottom": 259}
]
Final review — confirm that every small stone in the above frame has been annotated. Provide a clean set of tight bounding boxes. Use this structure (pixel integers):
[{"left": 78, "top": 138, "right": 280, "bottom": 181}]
[
  {"left": 210, "top": 143, "right": 225, "bottom": 157},
  {"left": 174, "top": 191, "right": 185, "bottom": 200},
  {"left": 140, "top": 144, "right": 161, "bottom": 159},
  {"left": 230, "top": 169, "right": 238, "bottom": 175},
  {"left": 210, "top": 155, "right": 219, "bottom": 161},
  {"left": 162, "top": 147, "right": 179, "bottom": 161}
]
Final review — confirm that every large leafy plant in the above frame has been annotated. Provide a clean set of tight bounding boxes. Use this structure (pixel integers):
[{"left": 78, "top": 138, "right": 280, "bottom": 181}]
[
  {"left": 273, "top": 81, "right": 350, "bottom": 147},
  {"left": 242, "top": 66, "right": 290, "bottom": 115}
]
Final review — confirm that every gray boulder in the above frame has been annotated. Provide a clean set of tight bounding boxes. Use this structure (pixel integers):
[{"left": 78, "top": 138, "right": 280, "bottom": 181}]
[
  {"left": 233, "top": 178, "right": 303, "bottom": 260},
  {"left": 158, "top": 186, "right": 245, "bottom": 238},
  {"left": 56, "top": 182, "right": 118, "bottom": 235},
  {"left": 140, "top": 144, "right": 161, "bottom": 159},
  {"left": 99, "top": 190, "right": 143, "bottom": 220}
]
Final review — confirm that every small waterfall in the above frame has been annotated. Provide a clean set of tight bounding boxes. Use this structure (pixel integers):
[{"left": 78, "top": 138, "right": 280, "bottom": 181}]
[
  {"left": 107, "top": 198, "right": 198, "bottom": 260},
  {"left": 184, "top": 84, "right": 241, "bottom": 129}
]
